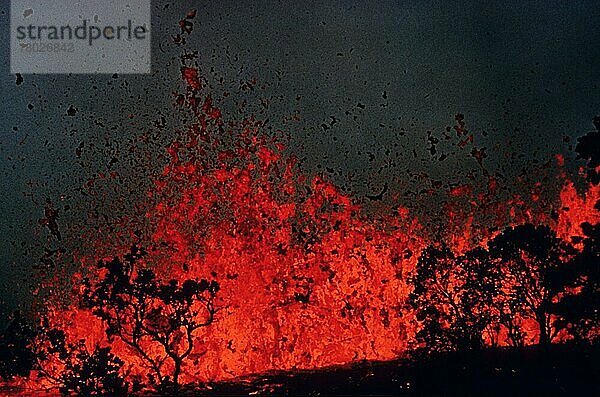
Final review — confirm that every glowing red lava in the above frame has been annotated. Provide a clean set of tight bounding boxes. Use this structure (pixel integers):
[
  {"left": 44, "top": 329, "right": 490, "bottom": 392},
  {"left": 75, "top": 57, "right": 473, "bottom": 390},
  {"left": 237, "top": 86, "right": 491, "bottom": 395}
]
[{"left": 2, "top": 11, "right": 599, "bottom": 396}]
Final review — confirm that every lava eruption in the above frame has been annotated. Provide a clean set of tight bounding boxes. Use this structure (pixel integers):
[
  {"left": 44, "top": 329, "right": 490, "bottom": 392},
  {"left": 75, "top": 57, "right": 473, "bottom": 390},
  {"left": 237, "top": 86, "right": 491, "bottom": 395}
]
[{"left": 1, "top": 8, "right": 599, "bottom": 397}]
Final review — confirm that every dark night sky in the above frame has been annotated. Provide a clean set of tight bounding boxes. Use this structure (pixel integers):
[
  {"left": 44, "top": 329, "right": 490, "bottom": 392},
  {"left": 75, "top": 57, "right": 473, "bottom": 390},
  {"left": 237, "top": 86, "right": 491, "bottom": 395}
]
[{"left": 0, "top": 0, "right": 599, "bottom": 322}]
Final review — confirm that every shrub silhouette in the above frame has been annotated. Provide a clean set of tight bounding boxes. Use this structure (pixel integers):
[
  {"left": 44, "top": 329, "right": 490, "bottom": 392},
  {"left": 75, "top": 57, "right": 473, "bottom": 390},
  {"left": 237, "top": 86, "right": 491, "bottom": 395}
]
[
  {"left": 0, "top": 311, "right": 37, "bottom": 380},
  {"left": 33, "top": 326, "right": 127, "bottom": 396}
]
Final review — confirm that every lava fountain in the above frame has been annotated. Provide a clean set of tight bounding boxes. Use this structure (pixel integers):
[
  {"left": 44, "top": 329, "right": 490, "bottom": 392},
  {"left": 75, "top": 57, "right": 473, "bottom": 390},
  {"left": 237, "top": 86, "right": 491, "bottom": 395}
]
[{"left": 2, "top": 9, "right": 599, "bottom": 396}]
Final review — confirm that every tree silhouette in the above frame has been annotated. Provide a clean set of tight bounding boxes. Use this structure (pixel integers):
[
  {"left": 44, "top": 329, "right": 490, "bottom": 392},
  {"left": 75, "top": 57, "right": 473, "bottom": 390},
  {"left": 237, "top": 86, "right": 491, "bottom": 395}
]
[
  {"left": 488, "top": 224, "right": 576, "bottom": 346},
  {"left": 409, "top": 245, "right": 498, "bottom": 354},
  {"left": 459, "top": 247, "right": 503, "bottom": 347},
  {"left": 82, "top": 245, "right": 219, "bottom": 394},
  {"left": 553, "top": 222, "right": 600, "bottom": 341},
  {"left": 410, "top": 224, "right": 586, "bottom": 353}
]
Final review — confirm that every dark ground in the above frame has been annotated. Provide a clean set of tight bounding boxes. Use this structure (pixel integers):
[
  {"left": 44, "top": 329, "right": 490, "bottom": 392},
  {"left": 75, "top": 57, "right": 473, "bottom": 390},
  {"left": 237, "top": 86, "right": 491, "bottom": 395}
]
[
  {"left": 1, "top": 343, "right": 598, "bottom": 396},
  {"left": 188, "top": 343, "right": 600, "bottom": 396}
]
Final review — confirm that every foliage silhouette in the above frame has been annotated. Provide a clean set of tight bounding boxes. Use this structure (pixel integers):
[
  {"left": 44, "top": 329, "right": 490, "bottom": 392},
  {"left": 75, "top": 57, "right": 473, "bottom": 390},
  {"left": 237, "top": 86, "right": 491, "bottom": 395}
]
[
  {"left": 553, "top": 222, "right": 600, "bottom": 341},
  {"left": 488, "top": 224, "right": 577, "bottom": 346},
  {"left": 82, "top": 245, "right": 219, "bottom": 394},
  {"left": 409, "top": 245, "right": 498, "bottom": 353},
  {"left": 0, "top": 311, "right": 37, "bottom": 380},
  {"left": 410, "top": 223, "right": 587, "bottom": 354},
  {"left": 33, "top": 325, "right": 128, "bottom": 396}
]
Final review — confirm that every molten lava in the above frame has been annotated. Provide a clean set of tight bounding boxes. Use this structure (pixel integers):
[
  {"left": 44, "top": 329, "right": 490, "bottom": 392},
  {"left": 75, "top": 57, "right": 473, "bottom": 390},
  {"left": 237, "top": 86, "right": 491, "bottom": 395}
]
[{"left": 3, "top": 10, "right": 599, "bottom": 396}]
